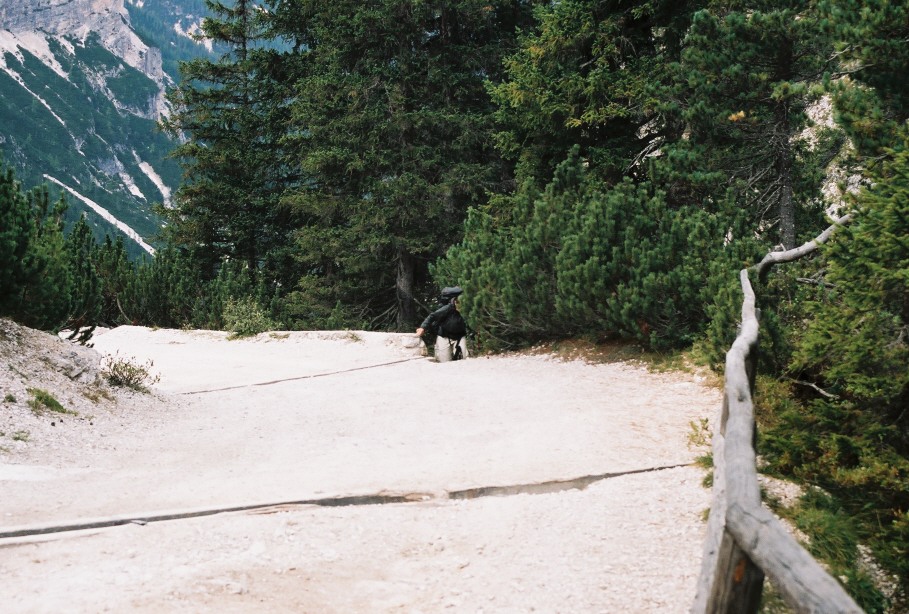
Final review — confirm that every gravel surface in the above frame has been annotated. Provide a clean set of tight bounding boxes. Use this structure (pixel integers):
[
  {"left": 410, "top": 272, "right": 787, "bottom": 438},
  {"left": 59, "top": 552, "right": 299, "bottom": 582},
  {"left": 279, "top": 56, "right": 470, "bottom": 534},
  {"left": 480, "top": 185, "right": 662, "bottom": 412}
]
[{"left": 1, "top": 321, "right": 721, "bottom": 613}]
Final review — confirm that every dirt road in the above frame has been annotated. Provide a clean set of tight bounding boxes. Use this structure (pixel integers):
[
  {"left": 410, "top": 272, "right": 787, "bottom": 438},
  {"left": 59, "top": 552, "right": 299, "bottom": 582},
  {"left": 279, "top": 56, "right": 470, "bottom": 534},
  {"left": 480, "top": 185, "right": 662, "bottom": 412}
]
[{"left": 0, "top": 326, "right": 720, "bottom": 612}]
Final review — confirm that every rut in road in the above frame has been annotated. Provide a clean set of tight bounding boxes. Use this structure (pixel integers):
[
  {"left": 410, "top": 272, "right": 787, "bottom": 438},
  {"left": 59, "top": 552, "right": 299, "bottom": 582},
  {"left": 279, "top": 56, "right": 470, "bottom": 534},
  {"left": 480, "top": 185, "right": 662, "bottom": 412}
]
[{"left": 0, "top": 462, "right": 691, "bottom": 540}]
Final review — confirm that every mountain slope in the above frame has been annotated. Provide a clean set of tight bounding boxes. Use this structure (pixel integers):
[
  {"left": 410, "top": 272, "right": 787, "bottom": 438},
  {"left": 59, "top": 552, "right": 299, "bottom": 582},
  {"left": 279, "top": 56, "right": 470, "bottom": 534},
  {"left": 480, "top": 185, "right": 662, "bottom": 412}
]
[{"left": 0, "top": 0, "right": 212, "bottom": 257}]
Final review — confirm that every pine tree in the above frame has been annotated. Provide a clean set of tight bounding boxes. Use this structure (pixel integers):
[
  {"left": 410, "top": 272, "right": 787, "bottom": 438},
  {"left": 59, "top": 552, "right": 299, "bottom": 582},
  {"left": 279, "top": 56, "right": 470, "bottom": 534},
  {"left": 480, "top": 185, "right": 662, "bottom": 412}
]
[
  {"left": 664, "top": 1, "right": 837, "bottom": 248},
  {"left": 765, "top": 145, "right": 909, "bottom": 599},
  {"left": 275, "top": 0, "right": 532, "bottom": 329},
  {"left": 13, "top": 188, "right": 74, "bottom": 332},
  {"left": 95, "top": 235, "right": 135, "bottom": 325},
  {"left": 755, "top": 1, "right": 909, "bottom": 597},
  {"left": 61, "top": 215, "right": 103, "bottom": 342},
  {"left": 435, "top": 147, "right": 762, "bottom": 349},
  {"left": 0, "top": 162, "right": 32, "bottom": 313},
  {"left": 161, "top": 0, "right": 287, "bottom": 280},
  {"left": 489, "top": 0, "right": 705, "bottom": 187},
  {"left": 819, "top": 0, "right": 909, "bottom": 156},
  {"left": 121, "top": 247, "right": 203, "bottom": 328}
]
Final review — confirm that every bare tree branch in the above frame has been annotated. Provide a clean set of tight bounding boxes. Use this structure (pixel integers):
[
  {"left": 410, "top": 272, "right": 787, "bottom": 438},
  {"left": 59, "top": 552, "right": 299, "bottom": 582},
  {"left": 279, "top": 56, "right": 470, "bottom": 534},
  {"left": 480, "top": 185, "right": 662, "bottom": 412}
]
[
  {"left": 795, "top": 277, "right": 835, "bottom": 288},
  {"left": 789, "top": 378, "right": 840, "bottom": 399},
  {"left": 753, "top": 213, "right": 853, "bottom": 279}
]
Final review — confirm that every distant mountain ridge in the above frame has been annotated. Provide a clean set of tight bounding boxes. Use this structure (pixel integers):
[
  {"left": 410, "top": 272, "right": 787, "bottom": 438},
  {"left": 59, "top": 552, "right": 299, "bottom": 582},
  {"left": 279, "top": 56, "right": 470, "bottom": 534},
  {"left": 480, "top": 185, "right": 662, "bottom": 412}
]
[{"left": 0, "top": 0, "right": 212, "bottom": 257}]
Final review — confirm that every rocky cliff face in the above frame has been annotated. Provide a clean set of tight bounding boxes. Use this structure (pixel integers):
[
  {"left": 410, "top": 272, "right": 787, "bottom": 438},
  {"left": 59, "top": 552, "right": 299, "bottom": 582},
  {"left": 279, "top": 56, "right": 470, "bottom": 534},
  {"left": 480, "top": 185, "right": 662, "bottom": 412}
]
[
  {"left": 0, "top": 0, "right": 167, "bottom": 116},
  {"left": 0, "top": 0, "right": 196, "bottom": 256},
  {"left": 0, "top": 0, "right": 212, "bottom": 256}
]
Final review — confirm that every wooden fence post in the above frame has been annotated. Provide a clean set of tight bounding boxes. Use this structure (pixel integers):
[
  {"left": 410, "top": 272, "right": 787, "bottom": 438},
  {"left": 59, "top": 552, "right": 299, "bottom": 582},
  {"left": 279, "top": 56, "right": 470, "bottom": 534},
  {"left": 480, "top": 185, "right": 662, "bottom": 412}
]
[{"left": 692, "top": 217, "right": 863, "bottom": 614}]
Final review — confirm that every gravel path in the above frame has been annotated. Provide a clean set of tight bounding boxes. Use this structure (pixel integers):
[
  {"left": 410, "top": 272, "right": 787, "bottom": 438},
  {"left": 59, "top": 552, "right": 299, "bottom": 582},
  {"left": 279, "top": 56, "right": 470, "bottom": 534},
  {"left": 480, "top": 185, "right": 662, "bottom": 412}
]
[{"left": 0, "top": 323, "right": 721, "bottom": 612}]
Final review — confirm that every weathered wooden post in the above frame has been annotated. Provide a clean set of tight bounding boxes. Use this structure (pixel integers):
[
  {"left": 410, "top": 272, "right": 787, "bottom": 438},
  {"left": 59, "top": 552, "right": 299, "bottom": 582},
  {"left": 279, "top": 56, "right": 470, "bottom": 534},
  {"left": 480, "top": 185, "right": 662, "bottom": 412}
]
[
  {"left": 692, "top": 217, "right": 864, "bottom": 614},
  {"left": 692, "top": 271, "right": 764, "bottom": 614}
]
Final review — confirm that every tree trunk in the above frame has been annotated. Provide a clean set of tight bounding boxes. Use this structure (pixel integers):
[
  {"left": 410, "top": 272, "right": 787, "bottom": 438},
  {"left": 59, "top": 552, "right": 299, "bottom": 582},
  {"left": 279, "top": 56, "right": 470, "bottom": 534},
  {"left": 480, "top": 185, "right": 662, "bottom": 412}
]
[
  {"left": 777, "top": 130, "right": 796, "bottom": 250},
  {"left": 774, "top": 39, "right": 796, "bottom": 250},
  {"left": 396, "top": 248, "right": 417, "bottom": 330}
]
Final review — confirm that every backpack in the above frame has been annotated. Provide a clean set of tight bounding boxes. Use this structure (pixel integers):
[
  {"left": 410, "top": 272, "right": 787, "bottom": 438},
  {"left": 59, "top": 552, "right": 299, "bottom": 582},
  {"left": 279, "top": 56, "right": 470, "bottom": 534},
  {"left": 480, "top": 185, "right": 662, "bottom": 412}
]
[
  {"left": 438, "top": 308, "right": 467, "bottom": 340},
  {"left": 438, "top": 307, "right": 467, "bottom": 361}
]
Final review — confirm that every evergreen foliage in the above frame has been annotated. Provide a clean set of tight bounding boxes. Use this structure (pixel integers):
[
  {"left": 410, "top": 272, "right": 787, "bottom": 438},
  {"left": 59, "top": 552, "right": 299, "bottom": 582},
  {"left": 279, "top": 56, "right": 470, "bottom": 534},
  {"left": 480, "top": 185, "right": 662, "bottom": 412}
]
[
  {"left": 662, "top": 2, "right": 837, "bottom": 249},
  {"left": 275, "top": 0, "right": 533, "bottom": 329},
  {"left": 0, "top": 164, "right": 33, "bottom": 311},
  {"left": 436, "top": 148, "right": 763, "bottom": 350},
  {"left": 819, "top": 0, "right": 909, "bottom": 157},
  {"left": 161, "top": 0, "right": 286, "bottom": 278},
  {"left": 0, "top": 162, "right": 98, "bottom": 339},
  {"left": 746, "top": 2, "right": 909, "bottom": 598},
  {"left": 1, "top": 158, "right": 280, "bottom": 338},
  {"left": 12, "top": 189, "right": 74, "bottom": 333},
  {"left": 94, "top": 236, "right": 135, "bottom": 325},
  {"left": 489, "top": 0, "right": 703, "bottom": 186},
  {"left": 761, "top": 144, "right": 909, "bottom": 594},
  {"left": 61, "top": 216, "right": 103, "bottom": 343}
]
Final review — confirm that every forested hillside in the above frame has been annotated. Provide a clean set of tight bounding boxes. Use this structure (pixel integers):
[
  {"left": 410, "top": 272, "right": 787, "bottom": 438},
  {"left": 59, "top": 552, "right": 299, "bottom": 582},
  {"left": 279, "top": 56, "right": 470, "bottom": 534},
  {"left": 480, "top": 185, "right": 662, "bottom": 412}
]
[
  {"left": 0, "top": 0, "right": 213, "bottom": 256},
  {"left": 1, "top": 0, "right": 907, "bottom": 609}
]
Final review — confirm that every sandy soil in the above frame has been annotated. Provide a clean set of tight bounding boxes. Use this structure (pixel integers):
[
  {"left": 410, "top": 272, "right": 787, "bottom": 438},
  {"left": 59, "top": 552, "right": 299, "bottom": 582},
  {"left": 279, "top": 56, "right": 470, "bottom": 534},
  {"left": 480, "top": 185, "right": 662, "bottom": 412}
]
[{"left": 0, "top": 322, "right": 722, "bottom": 613}]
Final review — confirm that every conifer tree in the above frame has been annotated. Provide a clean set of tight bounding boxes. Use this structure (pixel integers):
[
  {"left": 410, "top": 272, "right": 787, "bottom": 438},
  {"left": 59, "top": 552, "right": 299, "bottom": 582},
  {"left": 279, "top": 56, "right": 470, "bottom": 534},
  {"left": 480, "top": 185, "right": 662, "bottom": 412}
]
[
  {"left": 489, "top": 0, "right": 704, "bottom": 187},
  {"left": 1, "top": 164, "right": 99, "bottom": 338},
  {"left": 61, "top": 215, "right": 103, "bottom": 342},
  {"left": 275, "top": 0, "right": 532, "bottom": 329},
  {"left": 12, "top": 188, "right": 74, "bottom": 332},
  {"left": 436, "top": 147, "right": 761, "bottom": 349},
  {"left": 0, "top": 163, "right": 32, "bottom": 313},
  {"left": 121, "top": 248, "right": 203, "bottom": 328},
  {"left": 94, "top": 235, "right": 135, "bottom": 325},
  {"left": 763, "top": 145, "right": 909, "bottom": 598},
  {"left": 665, "top": 2, "right": 836, "bottom": 248},
  {"left": 819, "top": 0, "right": 909, "bottom": 156},
  {"left": 161, "top": 0, "right": 286, "bottom": 279},
  {"left": 758, "top": 2, "right": 909, "bottom": 591}
]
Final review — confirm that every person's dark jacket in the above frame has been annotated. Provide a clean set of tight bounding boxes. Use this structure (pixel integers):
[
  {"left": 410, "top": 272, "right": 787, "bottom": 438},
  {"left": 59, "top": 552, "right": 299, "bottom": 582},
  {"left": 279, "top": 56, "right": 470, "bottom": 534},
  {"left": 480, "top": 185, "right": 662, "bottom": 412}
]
[{"left": 420, "top": 303, "right": 466, "bottom": 339}]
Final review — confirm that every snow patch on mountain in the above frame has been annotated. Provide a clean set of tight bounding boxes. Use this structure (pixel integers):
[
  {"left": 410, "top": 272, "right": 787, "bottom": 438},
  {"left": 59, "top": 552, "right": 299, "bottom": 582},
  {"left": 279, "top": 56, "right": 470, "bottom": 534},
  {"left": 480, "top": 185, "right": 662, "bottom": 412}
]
[
  {"left": 44, "top": 175, "right": 156, "bottom": 255},
  {"left": 119, "top": 171, "right": 147, "bottom": 200},
  {"left": 173, "top": 20, "right": 212, "bottom": 52},
  {"left": 1, "top": 0, "right": 171, "bottom": 120},
  {"left": 133, "top": 150, "right": 173, "bottom": 204},
  {"left": 0, "top": 30, "right": 68, "bottom": 79},
  {"left": 0, "top": 56, "right": 68, "bottom": 127}
]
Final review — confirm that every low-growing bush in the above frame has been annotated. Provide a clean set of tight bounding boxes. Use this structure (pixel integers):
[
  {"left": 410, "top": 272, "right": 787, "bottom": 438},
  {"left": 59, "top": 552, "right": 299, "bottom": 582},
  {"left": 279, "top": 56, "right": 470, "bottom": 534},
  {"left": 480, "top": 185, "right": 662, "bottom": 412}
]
[
  {"left": 27, "top": 387, "right": 74, "bottom": 415},
  {"left": 223, "top": 296, "right": 275, "bottom": 339},
  {"left": 101, "top": 353, "right": 160, "bottom": 391}
]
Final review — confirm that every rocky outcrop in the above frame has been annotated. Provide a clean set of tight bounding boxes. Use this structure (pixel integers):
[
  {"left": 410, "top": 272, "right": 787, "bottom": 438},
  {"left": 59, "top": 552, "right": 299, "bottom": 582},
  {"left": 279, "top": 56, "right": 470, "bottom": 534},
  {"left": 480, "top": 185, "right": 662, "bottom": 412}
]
[
  {"left": 0, "top": 0, "right": 179, "bottom": 255},
  {"left": 0, "top": 0, "right": 166, "bottom": 95}
]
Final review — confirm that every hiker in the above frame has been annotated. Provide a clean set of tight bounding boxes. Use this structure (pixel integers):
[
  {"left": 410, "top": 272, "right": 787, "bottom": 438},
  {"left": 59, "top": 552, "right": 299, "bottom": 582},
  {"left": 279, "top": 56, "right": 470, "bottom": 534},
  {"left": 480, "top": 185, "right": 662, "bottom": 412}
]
[{"left": 416, "top": 286, "right": 468, "bottom": 362}]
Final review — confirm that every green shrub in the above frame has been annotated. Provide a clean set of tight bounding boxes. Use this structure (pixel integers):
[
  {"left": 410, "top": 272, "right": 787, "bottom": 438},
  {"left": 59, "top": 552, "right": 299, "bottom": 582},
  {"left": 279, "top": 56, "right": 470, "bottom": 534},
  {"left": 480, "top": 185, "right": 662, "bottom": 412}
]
[
  {"left": 434, "top": 148, "right": 763, "bottom": 351},
  {"left": 790, "top": 489, "right": 889, "bottom": 613},
  {"left": 101, "top": 353, "right": 160, "bottom": 391},
  {"left": 758, "top": 145, "right": 909, "bottom": 599},
  {"left": 223, "top": 296, "right": 275, "bottom": 339},
  {"left": 27, "top": 387, "right": 74, "bottom": 415}
]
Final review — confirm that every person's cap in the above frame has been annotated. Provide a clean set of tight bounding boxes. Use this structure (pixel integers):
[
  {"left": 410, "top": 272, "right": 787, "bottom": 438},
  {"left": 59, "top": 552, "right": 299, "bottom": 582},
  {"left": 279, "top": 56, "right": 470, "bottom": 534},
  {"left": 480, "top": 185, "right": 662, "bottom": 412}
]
[{"left": 440, "top": 286, "right": 463, "bottom": 299}]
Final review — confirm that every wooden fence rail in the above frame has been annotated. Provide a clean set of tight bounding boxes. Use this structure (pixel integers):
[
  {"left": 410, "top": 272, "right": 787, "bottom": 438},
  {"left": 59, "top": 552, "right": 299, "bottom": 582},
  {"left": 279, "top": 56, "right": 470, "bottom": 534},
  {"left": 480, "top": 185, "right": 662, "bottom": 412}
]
[{"left": 691, "top": 215, "right": 864, "bottom": 614}]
